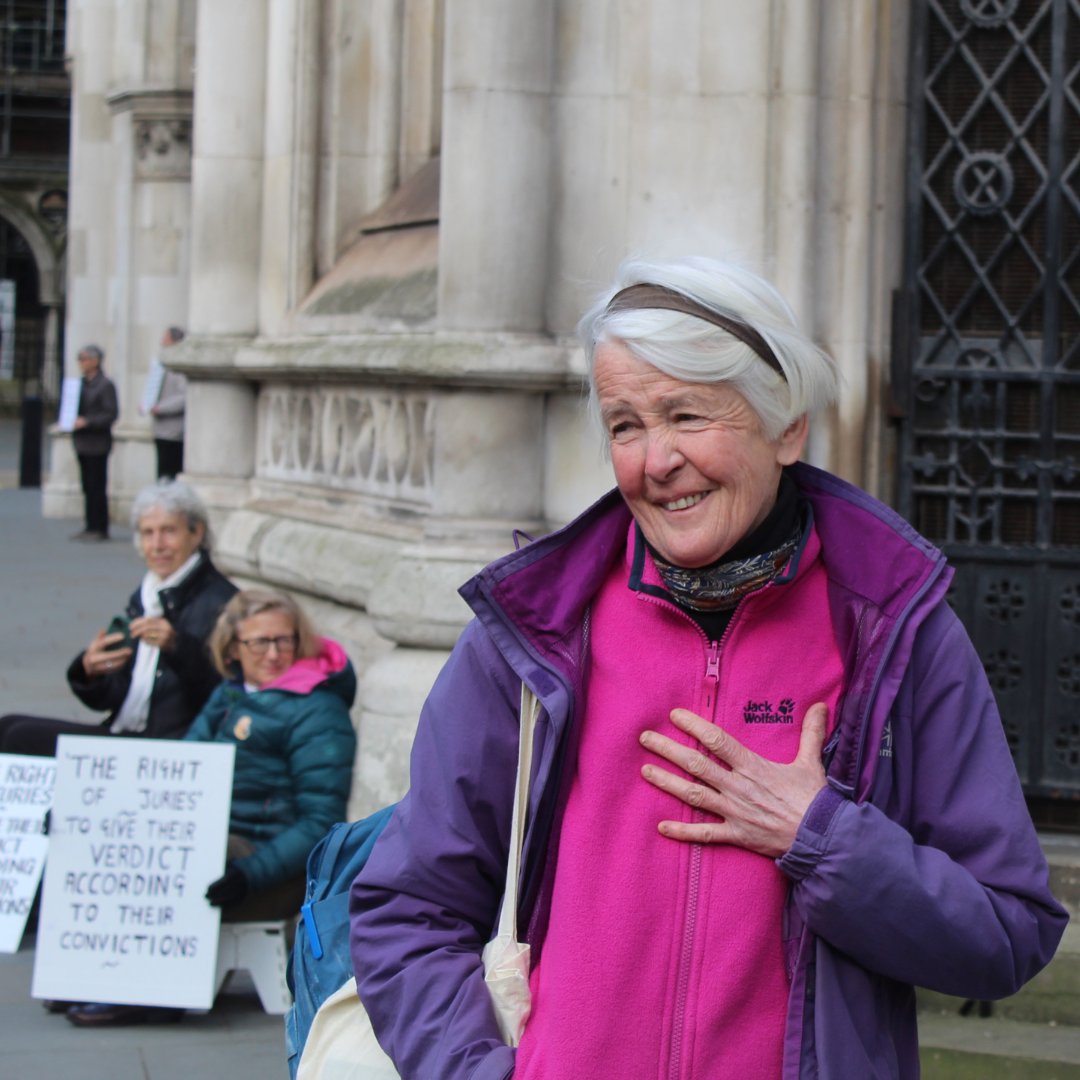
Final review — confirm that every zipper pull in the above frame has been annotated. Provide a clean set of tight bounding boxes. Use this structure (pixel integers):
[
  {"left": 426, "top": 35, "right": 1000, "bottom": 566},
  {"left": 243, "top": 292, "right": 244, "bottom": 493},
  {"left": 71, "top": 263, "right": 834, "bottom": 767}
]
[
  {"left": 301, "top": 901, "right": 323, "bottom": 960},
  {"left": 703, "top": 641, "right": 720, "bottom": 714}
]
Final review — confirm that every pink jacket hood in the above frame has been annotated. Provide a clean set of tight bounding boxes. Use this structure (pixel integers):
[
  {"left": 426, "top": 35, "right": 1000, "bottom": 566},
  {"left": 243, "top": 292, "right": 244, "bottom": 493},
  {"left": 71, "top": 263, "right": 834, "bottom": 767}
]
[{"left": 260, "top": 636, "right": 350, "bottom": 695}]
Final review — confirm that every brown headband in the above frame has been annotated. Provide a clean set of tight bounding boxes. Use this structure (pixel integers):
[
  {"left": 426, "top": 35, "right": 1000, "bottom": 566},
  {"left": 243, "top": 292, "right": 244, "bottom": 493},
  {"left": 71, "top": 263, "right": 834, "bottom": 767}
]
[{"left": 604, "top": 283, "right": 787, "bottom": 381}]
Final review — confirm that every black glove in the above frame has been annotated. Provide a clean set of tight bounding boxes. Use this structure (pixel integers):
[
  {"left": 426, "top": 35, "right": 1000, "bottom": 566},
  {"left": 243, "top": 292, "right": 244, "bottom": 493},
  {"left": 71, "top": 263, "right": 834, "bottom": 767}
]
[{"left": 205, "top": 864, "right": 249, "bottom": 909}]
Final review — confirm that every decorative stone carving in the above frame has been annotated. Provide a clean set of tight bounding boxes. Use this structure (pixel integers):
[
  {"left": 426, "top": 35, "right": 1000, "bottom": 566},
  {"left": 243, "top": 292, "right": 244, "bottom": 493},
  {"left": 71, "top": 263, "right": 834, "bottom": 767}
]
[
  {"left": 134, "top": 118, "right": 193, "bottom": 180},
  {"left": 260, "top": 386, "right": 435, "bottom": 504}
]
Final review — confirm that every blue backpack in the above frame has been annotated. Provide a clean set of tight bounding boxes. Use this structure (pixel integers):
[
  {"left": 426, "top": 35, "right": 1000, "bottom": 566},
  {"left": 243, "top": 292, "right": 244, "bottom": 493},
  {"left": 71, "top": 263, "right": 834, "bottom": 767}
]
[{"left": 285, "top": 804, "right": 397, "bottom": 1079}]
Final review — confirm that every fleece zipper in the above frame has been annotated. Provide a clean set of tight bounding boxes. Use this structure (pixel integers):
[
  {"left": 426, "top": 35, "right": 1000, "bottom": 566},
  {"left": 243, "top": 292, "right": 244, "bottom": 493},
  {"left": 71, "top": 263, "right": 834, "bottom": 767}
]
[{"left": 638, "top": 589, "right": 744, "bottom": 1080}]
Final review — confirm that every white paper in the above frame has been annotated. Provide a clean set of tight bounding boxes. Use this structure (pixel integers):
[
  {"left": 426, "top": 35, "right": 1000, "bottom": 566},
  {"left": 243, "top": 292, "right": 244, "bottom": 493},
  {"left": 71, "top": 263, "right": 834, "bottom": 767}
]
[
  {"left": 32, "top": 736, "right": 235, "bottom": 1010},
  {"left": 140, "top": 357, "right": 166, "bottom": 414},
  {"left": 0, "top": 755, "right": 55, "bottom": 953},
  {"left": 57, "top": 377, "right": 82, "bottom": 432}
]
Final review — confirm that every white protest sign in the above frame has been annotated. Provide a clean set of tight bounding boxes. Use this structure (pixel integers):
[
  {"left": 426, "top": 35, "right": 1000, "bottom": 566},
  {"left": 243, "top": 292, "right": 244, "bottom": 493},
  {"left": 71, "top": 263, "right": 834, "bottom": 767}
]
[
  {"left": 56, "top": 376, "right": 82, "bottom": 432},
  {"left": 32, "top": 736, "right": 235, "bottom": 1010},
  {"left": 0, "top": 755, "right": 55, "bottom": 953}
]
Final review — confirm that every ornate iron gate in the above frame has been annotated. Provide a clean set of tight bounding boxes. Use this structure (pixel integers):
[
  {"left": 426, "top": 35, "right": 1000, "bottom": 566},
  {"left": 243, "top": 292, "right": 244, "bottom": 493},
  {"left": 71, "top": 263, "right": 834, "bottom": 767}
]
[{"left": 897, "top": 0, "right": 1080, "bottom": 798}]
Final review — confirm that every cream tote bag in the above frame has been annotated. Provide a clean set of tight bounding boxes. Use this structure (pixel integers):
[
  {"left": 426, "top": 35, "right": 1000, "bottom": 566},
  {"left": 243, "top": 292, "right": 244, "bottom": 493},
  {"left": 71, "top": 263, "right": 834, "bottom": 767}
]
[{"left": 297, "top": 684, "right": 540, "bottom": 1078}]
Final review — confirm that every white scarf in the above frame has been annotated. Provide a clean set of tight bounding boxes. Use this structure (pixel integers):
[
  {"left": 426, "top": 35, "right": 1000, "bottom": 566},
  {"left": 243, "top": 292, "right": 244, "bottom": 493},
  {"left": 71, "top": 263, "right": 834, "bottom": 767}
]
[{"left": 110, "top": 551, "right": 202, "bottom": 734}]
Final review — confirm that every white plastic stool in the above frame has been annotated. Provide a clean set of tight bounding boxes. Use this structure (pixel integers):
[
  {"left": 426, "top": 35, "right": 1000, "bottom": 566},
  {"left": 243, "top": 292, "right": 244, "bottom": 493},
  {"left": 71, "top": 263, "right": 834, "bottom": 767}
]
[{"left": 214, "top": 920, "right": 293, "bottom": 1014}]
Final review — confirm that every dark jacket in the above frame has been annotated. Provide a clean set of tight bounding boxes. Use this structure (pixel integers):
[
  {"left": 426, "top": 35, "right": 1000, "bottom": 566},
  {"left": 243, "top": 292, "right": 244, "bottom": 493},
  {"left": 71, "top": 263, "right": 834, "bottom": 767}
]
[
  {"left": 184, "top": 639, "right": 357, "bottom": 893},
  {"left": 72, "top": 370, "right": 119, "bottom": 456},
  {"left": 350, "top": 463, "right": 1067, "bottom": 1080},
  {"left": 66, "top": 551, "right": 237, "bottom": 739}
]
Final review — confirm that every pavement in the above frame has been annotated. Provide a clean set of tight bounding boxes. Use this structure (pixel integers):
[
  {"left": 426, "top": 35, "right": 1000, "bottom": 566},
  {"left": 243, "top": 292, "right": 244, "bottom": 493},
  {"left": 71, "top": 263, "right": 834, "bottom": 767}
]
[{"left": 0, "top": 417, "right": 290, "bottom": 1080}]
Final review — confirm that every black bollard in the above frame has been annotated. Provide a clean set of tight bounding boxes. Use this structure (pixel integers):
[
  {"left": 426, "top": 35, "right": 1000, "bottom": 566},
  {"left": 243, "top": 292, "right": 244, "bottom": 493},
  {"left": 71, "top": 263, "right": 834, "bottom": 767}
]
[{"left": 19, "top": 394, "right": 42, "bottom": 488}]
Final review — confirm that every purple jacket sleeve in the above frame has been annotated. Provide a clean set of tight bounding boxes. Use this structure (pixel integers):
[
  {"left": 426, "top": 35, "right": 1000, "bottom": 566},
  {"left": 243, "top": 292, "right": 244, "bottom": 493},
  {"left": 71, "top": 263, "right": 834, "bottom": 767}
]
[
  {"left": 350, "top": 621, "right": 519, "bottom": 1080},
  {"left": 779, "top": 602, "right": 1068, "bottom": 998}
]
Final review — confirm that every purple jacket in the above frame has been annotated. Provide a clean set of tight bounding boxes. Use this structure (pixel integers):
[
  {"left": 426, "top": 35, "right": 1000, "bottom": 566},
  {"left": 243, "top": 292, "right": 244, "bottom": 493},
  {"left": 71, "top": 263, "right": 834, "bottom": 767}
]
[{"left": 350, "top": 463, "right": 1067, "bottom": 1080}]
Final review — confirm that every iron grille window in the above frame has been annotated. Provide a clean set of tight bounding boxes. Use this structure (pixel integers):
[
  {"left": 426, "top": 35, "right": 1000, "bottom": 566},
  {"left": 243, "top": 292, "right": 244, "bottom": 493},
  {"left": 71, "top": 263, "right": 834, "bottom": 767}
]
[
  {"left": 0, "top": 0, "right": 68, "bottom": 161},
  {"left": 902, "top": 0, "right": 1080, "bottom": 551},
  {"left": 900, "top": 0, "right": 1080, "bottom": 800}
]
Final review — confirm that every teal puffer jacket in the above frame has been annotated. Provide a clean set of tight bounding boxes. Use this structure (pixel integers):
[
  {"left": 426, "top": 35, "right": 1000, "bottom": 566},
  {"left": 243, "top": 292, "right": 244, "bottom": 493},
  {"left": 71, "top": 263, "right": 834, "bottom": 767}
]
[{"left": 184, "top": 638, "right": 357, "bottom": 892}]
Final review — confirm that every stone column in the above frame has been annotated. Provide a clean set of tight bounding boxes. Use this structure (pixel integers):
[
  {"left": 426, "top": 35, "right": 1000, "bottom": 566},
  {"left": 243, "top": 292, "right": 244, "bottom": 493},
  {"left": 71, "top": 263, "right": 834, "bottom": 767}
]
[
  {"left": 44, "top": 0, "right": 120, "bottom": 519},
  {"left": 184, "top": 0, "right": 269, "bottom": 509},
  {"left": 188, "top": 1, "right": 267, "bottom": 336},
  {"left": 438, "top": 0, "right": 556, "bottom": 330},
  {"left": 185, "top": 379, "right": 257, "bottom": 482},
  {"left": 105, "top": 86, "right": 194, "bottom": 499},
  {"left": 259, "top": 0, "right": 320, "bottom": 334}
]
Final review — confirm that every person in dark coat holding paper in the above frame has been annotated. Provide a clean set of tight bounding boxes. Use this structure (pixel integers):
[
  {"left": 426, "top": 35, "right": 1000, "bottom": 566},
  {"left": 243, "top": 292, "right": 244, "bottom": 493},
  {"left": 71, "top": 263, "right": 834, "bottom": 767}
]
[{"left": 70, "top": 343, "right": 119, "bottom": 542}]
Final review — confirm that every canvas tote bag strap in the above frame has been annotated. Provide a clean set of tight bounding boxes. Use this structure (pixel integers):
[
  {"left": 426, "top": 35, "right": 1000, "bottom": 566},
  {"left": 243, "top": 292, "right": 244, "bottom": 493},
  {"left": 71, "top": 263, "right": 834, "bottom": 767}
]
[{"left": 493, "top": 682, "right": 540, "bottom": 945}]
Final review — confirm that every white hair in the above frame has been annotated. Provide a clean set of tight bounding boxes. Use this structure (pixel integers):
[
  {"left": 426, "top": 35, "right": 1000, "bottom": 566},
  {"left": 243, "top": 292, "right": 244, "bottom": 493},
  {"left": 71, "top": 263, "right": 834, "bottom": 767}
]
[
  {"left": 578, "top": 255, "right": 842, "bottom": 441},
  {"left": 130, "top": 478, "right": 212, "bottom": 554}
]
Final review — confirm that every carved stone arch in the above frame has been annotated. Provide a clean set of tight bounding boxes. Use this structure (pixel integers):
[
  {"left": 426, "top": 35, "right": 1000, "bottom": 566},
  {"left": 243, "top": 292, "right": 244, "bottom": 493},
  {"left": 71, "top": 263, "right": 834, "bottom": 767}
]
[{"left": 0, "top": 192, "right": 64, "bottom": 306}]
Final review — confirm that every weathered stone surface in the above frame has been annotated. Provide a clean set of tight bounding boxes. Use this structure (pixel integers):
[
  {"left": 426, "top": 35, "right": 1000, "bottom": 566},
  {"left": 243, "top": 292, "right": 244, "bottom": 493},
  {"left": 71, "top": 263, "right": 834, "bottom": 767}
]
[{"left": 349, "top": 647, "right": 449, "bottom": 818}]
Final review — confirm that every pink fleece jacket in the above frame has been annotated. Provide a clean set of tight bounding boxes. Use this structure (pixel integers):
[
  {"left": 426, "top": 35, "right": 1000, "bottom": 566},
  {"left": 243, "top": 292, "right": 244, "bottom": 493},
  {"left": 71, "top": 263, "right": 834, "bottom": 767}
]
[{"left": 514, "top": 524, "right": 844, "bottom": 1080}]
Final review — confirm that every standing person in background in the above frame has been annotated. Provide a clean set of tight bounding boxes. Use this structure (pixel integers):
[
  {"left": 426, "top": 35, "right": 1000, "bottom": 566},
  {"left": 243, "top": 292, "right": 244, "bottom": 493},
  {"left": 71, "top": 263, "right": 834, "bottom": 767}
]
[
  {"left": 71, "top": 344, "right": 118, "bottom": 542},
  {"left": 149, "top": 326, "right": 188, "bottom": 479}
]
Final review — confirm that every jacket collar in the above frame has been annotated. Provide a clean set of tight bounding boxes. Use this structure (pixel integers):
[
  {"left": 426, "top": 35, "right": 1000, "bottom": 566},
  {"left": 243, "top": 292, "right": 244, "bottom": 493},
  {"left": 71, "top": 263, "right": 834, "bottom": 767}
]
[{"left": 127, "top": 549, "right": 216, "bottom": 618}]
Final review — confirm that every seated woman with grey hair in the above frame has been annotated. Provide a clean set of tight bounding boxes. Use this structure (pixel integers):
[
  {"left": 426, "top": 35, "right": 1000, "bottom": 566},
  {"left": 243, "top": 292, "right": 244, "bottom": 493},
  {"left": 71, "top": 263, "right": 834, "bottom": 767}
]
[
  {"left": 0, "top": 478, "right": 237, "bottom": 756},
  {"left": 351, "top": 255, "right": 1067, "bottom": 1078}
]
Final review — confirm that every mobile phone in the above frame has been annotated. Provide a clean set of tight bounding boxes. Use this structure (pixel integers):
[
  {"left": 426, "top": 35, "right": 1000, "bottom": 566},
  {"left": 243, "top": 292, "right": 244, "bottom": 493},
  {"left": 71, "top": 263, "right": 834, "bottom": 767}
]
[{"left": 105, "top": 614, "right": 134, "bottom": 651}]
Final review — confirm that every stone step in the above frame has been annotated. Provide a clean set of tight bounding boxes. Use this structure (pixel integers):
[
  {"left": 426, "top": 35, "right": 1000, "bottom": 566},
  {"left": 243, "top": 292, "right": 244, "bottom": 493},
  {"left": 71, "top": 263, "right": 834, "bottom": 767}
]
[
  {"left": 918, "top": 922, "right": 1080, "bottom": 1027},
  {"left": 920, "top": 1012, "right": 1080, "bottom": 1079},
  {"left": 1044, "top": 832, "right": 1080, "bottom": 920}
]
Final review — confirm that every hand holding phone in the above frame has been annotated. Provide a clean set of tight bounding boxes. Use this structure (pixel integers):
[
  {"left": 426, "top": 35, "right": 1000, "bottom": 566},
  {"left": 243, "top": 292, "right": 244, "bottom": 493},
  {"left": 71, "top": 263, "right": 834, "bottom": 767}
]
[{"left": 105, "top": 614, "right": 134, "bottom": 651}]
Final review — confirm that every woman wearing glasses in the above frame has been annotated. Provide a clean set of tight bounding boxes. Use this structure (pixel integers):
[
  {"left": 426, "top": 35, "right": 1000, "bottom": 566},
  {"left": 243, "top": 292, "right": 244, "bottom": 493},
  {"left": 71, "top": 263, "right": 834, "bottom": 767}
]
[{"left": 64, "top": 587, "right": 357, "bottom": 1027}]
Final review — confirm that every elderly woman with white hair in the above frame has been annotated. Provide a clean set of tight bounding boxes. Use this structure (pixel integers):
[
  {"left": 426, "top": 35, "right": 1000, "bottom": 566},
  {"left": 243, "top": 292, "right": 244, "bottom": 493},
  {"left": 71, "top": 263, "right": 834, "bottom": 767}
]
[
  {"left": 0, "top": 478, "right": 237, "bottom": 756},
  {"left": 350, "top": 256, "right": 1067, "bottom": 1079}
]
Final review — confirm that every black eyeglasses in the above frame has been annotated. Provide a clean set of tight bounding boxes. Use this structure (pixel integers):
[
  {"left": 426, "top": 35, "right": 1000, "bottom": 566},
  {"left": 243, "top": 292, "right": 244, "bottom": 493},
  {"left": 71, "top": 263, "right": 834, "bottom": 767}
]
[{"left": 237, "top": 634, "right": 298, "bottom": 655}]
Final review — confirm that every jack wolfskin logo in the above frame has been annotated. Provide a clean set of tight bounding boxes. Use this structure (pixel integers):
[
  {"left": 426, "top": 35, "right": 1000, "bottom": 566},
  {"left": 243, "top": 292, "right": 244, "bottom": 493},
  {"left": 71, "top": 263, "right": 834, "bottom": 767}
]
[
  {"left": 743, "top": 698, "right": 796, "bottom": 724},
  {"left": 880, "top": 721, "right": 893, "bottom": 759}
]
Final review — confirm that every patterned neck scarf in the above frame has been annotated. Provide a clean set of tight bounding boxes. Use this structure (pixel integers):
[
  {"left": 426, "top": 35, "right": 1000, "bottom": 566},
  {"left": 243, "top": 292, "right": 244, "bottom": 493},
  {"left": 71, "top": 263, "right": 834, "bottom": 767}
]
[{"left": 650, "top": 525, "right": 802, "bottom": 612}]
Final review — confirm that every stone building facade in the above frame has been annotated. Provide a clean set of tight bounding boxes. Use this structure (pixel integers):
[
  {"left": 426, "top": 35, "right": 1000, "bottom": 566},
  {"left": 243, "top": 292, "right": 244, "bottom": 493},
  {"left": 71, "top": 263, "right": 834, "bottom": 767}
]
[{"left": 47, "top": 0, "right": 911, "bottom": 816}]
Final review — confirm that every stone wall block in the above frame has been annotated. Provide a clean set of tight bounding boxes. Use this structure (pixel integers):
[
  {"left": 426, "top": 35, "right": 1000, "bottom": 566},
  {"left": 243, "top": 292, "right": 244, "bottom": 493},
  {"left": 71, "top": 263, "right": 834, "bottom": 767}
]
[
  {"left": 367, "top": 548, "right": 483, "bottom": 650},
  {"left": 544, "top": 391, "right": 612, "bottom": 526},
  {"left": 438, "top": 89, "right": 553, "bottom": 330},
  {"left": 241, "top": 515, "right": 389, "bottom": 611},
  {"left": 429, "top": 391, "right": 543, "bottom": 520},
  {"left": 189, "top": 158, "right": 264, "bottom": 334},
  {"left": 41, "top": 433, "right": 82, "bottom": 520},
  {"left": 444, "top": 0, "right": 554, "bottom": 92},
  {"left": 191, "top": 1, "right": 268, "bottom": 159},
  {"left": 624, "top": 93, "right": 768, "bottom": 256},
  {"left": 699, "top": 3, "right": 773, "bottom": 96},
  {"left": 185, "top": 378, "right": 256, "bottom": 477},
  {"left": 548, "top": 94, "right": 630, "bottom": 333},
  {"left": 349, "top": 646, "right": 449, "bottom": 818},
  {"left": 556, "top": 0, "right": 622, "bottom": 96}
]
